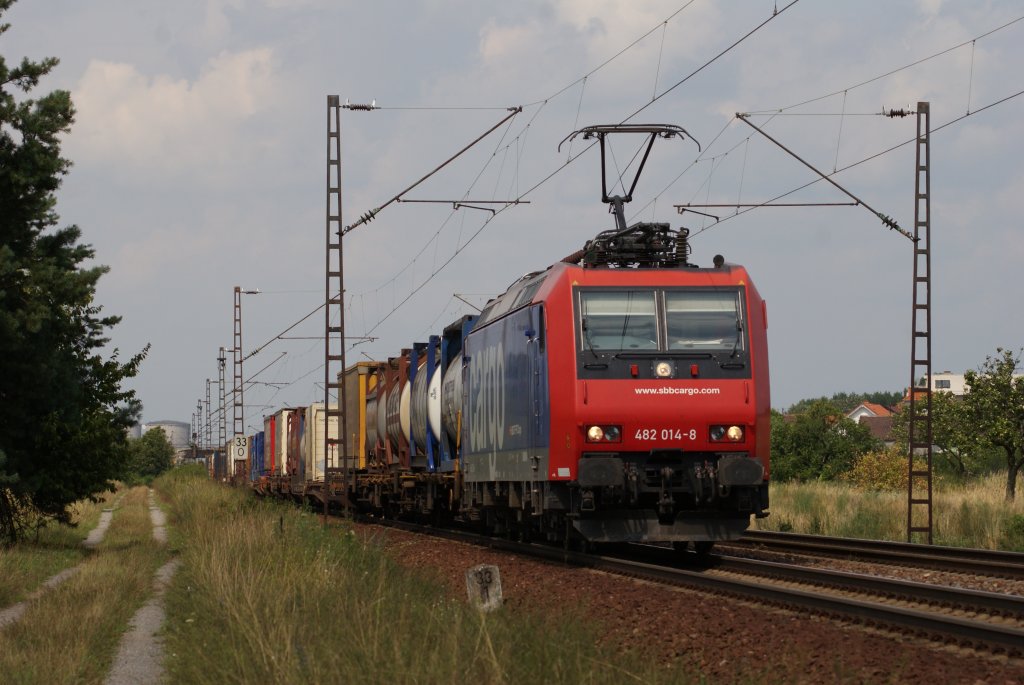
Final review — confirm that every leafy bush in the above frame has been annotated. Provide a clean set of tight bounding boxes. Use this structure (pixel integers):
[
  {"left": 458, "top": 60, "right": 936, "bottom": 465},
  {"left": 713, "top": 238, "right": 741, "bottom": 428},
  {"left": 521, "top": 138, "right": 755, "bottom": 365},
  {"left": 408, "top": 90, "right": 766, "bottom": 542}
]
[
  {"left": 1001, "top": 514, "right": 1024, "bottom": 551},
  {"left": 771, "top": 402, "right": 881, "bottom": 482},
  {"left": 843, "top": 447, "right": 907, "bottom": 491}
]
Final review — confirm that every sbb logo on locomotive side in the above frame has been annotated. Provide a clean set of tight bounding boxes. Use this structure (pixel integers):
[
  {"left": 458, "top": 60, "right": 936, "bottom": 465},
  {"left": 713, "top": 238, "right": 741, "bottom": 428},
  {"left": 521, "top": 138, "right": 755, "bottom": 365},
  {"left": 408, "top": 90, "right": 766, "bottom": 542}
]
[{"left": 469, "top": 340, "right": 505, "bottom": 453}]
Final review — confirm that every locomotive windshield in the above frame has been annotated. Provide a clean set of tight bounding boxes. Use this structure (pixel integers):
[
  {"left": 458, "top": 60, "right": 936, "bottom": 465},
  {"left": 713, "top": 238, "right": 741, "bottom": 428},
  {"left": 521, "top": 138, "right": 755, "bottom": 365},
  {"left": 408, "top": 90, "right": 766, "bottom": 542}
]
[
  {"left": 579, "top": 291, "right": 658, "bottom": 350},
  {"left": 665, "top": 290, "right": 743, "bottom": 352},
  {"left": 577, "top": 287, "right": 746, "bottom": 354}
]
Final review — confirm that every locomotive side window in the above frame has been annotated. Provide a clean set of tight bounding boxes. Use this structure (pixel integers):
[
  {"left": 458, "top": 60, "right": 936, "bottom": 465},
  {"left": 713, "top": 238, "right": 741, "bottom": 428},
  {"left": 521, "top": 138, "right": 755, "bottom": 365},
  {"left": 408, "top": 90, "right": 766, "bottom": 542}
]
[
  {"left": 579, "top": 291, "right": 658, "bottom": 350},
  {"left": 665, "top": 290, "right": 743, "bottom": 351}
]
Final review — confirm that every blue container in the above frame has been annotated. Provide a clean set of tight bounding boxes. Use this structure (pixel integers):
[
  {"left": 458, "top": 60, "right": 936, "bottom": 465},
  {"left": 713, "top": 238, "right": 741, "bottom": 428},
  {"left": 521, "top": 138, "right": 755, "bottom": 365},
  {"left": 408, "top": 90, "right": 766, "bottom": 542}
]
[{"left": 250, "top": 431, "right": 265, "bottom": 481}]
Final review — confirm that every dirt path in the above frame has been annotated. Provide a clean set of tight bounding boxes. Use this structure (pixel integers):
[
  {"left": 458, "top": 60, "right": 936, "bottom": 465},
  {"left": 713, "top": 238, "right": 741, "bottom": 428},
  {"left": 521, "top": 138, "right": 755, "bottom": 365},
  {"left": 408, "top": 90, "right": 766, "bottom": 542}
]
[
  {"left": 103, "top": 489, "right": 178, "bottom": 685},
  {"left": 103, "top": 558, "right": 180, "bottom": 685},
  {"left": 0, "top": 495, "right": 122, "bottom": 629},
  {"left": 81, "top": 507, "right": 115, "bottom": 549},
  {"left": 0, "top": 566, "right": 81, "bottom": 629}
]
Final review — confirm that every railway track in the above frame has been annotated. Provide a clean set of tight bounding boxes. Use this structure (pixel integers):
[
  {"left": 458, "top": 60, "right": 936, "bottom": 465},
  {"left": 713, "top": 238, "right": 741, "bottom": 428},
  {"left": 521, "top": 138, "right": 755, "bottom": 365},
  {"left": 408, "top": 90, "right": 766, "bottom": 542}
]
[
  {"left": 729, "top": 529, "right": 1024, "bottom": 579},
  {"left": 374, "top": 520, "right": 1024, "bottom": 656}
]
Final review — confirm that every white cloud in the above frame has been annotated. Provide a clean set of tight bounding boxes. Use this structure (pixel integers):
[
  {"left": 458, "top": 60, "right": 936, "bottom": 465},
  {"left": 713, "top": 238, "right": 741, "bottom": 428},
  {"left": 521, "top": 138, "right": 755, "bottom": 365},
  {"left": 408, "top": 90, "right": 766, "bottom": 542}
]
[
  {"left": 471, "top": 0, "right": 722, "bottom": 103},
  {"left": 67, "top": 48, "right": 278, "bottom": 181},
  {"left": 916, "top": 0, "right": 944, "bottom": 18},
  {"left": 479, "top": 19, "right": 548, "bottom": 63},
  {"left": 203, "top": 0, "right": 245, "bottom": 42}
]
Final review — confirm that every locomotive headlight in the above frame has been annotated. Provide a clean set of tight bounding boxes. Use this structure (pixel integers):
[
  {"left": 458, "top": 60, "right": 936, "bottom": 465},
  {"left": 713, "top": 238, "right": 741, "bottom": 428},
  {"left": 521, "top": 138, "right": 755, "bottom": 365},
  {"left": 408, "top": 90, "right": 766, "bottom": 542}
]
[
  {"left": 654, "top": 361, "right": 674, "bottom": 378},
  {"left": 585, "top": 425, "right": 622, "bottom": 443},
  {"left": 710, "top": 425, "right": 745, "bottom": 442}
]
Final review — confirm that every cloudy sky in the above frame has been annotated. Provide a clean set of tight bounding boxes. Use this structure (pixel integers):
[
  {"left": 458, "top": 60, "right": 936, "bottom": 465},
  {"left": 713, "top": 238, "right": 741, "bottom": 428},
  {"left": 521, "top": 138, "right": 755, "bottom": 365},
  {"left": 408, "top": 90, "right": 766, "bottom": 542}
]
[{"left": 5, "top": 0, "right": 1023, "bottom": 433}]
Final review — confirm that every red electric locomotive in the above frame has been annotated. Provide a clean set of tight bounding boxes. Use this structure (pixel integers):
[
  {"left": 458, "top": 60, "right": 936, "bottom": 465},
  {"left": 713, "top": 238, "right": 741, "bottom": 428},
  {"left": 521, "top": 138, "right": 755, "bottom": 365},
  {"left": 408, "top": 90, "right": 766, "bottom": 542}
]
[
  {"left": 457, "top": 221, "right": 770, "bottom": 548},
  {"left": 452, "top": 125, "right": 769, "bottom": 548}
]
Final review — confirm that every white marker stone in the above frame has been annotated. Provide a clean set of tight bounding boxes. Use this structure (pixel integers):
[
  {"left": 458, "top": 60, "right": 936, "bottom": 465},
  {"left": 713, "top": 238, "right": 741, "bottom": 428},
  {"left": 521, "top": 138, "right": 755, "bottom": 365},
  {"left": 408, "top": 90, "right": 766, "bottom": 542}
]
[{"left": 465, "top": 564, "right": 502, "bottom": 612}]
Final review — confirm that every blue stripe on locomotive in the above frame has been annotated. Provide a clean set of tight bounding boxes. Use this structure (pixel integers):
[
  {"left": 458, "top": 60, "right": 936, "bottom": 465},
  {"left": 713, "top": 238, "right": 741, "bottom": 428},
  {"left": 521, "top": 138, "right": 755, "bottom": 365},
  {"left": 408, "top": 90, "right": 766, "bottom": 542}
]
[{"left": 462, "top": 304, "right": 550, "bottom": 482}]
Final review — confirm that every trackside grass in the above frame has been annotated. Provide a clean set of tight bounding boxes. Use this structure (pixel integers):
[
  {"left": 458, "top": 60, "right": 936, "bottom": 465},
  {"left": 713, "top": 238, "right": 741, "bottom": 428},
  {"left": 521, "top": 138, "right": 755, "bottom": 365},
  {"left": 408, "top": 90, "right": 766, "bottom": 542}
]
[
  {"left": 755, "top": 472, "right": 1024, "bottom": 550},
  {"left": 0, "top": 488, "right": 118, "bottom": 607},
  {"left": 156, "top": 467, "right": 695, "bottom": 685},
  {"left": 0, "top": 486, "right": 169, "bottom": 684}
]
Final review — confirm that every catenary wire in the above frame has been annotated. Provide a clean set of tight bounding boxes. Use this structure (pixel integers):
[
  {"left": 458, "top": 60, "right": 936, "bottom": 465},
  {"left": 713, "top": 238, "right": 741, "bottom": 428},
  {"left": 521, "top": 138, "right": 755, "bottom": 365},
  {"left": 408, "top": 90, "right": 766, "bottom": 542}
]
[{"left": 689, "top": 87, "right": 1024, "bottom": 239}]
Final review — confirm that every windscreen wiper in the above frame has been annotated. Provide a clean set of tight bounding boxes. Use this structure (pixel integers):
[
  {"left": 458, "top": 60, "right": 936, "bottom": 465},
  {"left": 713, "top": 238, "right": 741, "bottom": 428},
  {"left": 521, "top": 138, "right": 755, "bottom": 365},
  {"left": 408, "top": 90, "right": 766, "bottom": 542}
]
[{"left": 581, "top": 318, "right": 607, "bottom": 368}]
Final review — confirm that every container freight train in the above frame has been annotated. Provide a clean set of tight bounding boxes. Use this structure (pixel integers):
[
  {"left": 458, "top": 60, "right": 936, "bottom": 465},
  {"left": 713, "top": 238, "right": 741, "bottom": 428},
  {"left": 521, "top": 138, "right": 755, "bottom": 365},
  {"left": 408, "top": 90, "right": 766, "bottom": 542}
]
[{"left": 255, "top": 221, "right": 770, "bottom": 548}]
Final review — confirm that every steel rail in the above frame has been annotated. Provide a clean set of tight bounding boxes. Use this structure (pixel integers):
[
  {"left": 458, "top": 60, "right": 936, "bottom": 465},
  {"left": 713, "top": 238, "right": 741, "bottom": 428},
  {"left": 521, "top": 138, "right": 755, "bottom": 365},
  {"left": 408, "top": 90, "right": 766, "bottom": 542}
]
[
  {"left": 733, "top": 530, "right": 1024, "bottom": 579},
  {"left": 621, "top": 545, "right": 1024, "bottom": 620},
  {"left": 713, "top": 555, "right": 1024, "bottom": 618},
  {"left": 371, "top": 520, "right": 1024, "bottom": 655},
  {"left": 593, "top": 556, "right": 1024, "bottom": 655}
]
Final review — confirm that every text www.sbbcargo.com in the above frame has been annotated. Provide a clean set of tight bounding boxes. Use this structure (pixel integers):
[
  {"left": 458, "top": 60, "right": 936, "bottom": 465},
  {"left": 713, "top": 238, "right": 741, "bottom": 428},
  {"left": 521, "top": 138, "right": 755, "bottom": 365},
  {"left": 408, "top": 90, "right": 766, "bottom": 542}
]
[{"left": 634, "top": 387, "right": 721, "bottom": 396}]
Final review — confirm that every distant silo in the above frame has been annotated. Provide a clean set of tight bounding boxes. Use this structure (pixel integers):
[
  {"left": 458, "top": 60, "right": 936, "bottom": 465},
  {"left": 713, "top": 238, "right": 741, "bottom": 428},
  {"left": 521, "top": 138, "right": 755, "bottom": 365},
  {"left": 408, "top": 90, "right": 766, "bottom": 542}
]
[
  {"left": 126, "top": 423, "right": 142, "bottom": 440},
  {"left": 142, "top": 420, "right": 191, "bottom": 450}
]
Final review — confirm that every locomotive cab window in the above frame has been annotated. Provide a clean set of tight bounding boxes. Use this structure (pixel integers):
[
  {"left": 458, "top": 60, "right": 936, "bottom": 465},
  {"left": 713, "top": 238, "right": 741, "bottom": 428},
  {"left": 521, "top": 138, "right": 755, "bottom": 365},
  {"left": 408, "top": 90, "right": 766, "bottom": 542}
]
[
  {"left": 579, "top": 291, "right": 658, "bottom": 350},
  {"left": 575, "top": 286, "right": 749, "bottom": 360},
  {"left": 666, "top": 290, "right": 744, "bottom": 352}
]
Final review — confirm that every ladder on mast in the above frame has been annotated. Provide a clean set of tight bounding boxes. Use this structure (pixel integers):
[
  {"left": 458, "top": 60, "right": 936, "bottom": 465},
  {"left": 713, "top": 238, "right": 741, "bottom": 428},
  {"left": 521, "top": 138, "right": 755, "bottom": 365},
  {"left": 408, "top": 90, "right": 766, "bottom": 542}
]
[
  {"left": 324, "top": 96, "right": 348, "bottom": 514},
  {"left": 218, "top": 347, "right": 227, "bottom": 477},
  {"left": 907, "top": 101, "right": 933, "bottom": 544},
  {"left": 232, "top": 286, "right": 245, "bottom": 478}
]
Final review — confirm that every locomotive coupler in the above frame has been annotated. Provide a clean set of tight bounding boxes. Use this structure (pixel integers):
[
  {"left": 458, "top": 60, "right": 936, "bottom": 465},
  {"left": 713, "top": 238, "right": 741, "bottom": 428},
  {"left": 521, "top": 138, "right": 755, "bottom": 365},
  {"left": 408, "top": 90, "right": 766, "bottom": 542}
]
[
  {"left": 657, "top": 466, "right": 675, "bottom": 519},
  {"left": 625, "top": 463, "right": 640, "bottom": 504},
  {"left": 705, "top": 461, "right": 719, "bottom": 502},
  {"left": 691, "top": 461, "right": 718, "bottom": 504}
]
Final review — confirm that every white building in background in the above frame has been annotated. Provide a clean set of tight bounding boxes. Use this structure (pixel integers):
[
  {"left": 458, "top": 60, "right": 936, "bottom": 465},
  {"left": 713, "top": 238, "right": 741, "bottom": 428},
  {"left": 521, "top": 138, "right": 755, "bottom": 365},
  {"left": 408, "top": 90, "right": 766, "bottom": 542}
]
[
  {"left": 929, "top": 372, "right": 967, "bottom": 395},
  {"left": 141, "top": 420, "right": 191, "bottom": 450}
]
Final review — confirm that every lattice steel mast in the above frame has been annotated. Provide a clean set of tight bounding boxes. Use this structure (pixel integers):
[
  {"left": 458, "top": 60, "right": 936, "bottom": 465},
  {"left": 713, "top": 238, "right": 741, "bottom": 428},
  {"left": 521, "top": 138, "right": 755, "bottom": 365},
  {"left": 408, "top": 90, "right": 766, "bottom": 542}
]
[
  {"left": 218, "top": 346, "right": 227, "bottom": 476},
  {"left": 232, "top": 286, "right": 245, "bottom": 477},
  {"left": 907, "top": 101, "right": 933, "bottom": 544},
  {"left": 205, "top": 378, "right": 212, "bottom": 450},
  {"left": 325, "top": 95, "right": 348, "bottom": 517}
]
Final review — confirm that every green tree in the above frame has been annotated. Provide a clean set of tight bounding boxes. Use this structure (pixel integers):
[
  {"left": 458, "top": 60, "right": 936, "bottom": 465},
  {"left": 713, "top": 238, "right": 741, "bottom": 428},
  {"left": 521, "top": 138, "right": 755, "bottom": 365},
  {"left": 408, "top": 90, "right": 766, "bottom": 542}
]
[
  {"left": 0, "top": 1, "right": 147, "bottom": 544},
  {"left": 890, "top": 390, "right": 980, "bottom": 479},
  {"left": 771, "top": 401, "right": 881, "bottom": 481},
  {"left": 786, "top": 390, "right": 902, "bottom": 415},
  {"left": 127, "top": 428, "right": 175, "bottom": 481},
  {"left": 962, "top": 348, "right": 1024, "bottom": 501}
]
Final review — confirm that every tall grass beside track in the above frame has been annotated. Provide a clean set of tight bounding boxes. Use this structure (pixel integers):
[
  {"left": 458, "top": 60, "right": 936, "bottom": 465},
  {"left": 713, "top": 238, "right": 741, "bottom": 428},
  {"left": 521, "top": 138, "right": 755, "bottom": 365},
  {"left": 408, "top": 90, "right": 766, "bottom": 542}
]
[
  {"left": 755, "top": 472, "right": 1024, "bottom": 550},
  {"left": 0, "top": 486, "right": 169, "bottom": 684},
  {"left": 156, "top": 467, "right": 689, "bottom": 685},
  {"left": 0, "top": 488, "right": 117, "bottom": 607}
]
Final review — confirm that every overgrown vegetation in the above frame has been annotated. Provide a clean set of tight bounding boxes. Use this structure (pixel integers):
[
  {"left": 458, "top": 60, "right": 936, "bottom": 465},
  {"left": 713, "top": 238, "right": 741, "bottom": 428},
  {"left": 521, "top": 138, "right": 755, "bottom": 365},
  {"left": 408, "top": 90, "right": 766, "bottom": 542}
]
[
  {"left": 0, "top": 486, "right": 168, "bottom": 684},
  {"left": 0, "top": 488, "right": 114, "bottom": 607},
  {"left": 757, "top": 473, "right": 1024, "bottom": 550},
  {"left": 156, "top": 467, "right": 687, "bottom": 685},
  {"left": 0, "top": 0, "right": 146, "bottom": 544}
]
